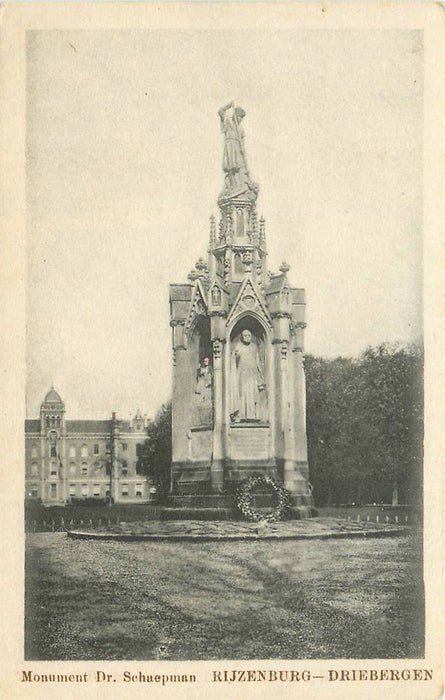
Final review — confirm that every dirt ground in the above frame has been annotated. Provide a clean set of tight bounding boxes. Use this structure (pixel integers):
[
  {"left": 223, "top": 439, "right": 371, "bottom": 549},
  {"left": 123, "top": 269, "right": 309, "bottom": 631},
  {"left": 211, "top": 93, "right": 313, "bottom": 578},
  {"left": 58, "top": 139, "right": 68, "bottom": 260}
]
[{"left": 25, "top": 531, "right": 424, "bottom": 660}]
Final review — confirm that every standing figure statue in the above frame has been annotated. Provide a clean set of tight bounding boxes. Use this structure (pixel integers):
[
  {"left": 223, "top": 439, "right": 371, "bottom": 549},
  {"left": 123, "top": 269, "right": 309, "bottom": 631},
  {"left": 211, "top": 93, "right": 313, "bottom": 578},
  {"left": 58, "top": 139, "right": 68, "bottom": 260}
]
[
  {"left": 230, "top": 330, "right": 266, "bottom": 421},
  {"left": 218, "top": 102, "right": 258, "bottom": 198},
  {"left": 219, "top": 102, "right": 247, "bottom": 175},
  {"left": 192, "top": 357, "right": 213, "bottom": 425}
]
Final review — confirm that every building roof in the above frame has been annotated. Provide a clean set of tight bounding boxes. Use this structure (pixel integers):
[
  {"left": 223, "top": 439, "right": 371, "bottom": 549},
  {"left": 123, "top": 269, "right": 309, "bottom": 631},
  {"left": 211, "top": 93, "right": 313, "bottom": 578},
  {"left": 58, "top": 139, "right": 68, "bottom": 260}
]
[
  {"left": 42, "top": 387, "right": 64, "bottom": 405},
  {"left": 170, "top": 284, "right": 192, "bottom": 302},
  {"left": 25, "top": 417, "right": 146, "bottom": 435},
  {"left": 266, "top": 273, "right": 286, "bottom": 294},
  {"left": 66, "top": 420, "right": 111, "bottom": 433}
]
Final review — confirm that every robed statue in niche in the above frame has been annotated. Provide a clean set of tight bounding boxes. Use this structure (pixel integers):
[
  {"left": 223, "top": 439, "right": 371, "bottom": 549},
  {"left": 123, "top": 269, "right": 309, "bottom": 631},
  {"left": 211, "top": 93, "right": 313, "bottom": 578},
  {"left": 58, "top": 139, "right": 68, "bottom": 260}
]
[
  {"left": 192, "top": 357, "right": 213, "bottom": 426},
  {"left": 230, "top": 329, "right": 266, "bottom": 422}
]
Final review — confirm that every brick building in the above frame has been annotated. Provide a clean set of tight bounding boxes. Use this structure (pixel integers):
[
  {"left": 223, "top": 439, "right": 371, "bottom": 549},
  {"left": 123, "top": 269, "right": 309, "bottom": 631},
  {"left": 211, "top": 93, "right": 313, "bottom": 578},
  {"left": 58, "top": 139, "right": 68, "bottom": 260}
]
[{"left": 25, "top": 388, "right": 153, "bottom": 505}]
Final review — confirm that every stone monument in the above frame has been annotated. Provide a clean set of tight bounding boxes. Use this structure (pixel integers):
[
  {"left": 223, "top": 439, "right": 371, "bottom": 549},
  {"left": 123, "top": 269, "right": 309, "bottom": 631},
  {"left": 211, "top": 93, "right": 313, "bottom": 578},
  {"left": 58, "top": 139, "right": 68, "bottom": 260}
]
[{"left": 169, "top": 103, "right": 312, "bottom": 514}]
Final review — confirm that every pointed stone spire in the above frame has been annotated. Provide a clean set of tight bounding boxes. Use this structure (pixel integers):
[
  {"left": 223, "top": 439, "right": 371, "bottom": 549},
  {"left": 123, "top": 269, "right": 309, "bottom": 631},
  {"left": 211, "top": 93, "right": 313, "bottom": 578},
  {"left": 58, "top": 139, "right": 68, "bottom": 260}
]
[
  {"left": 209, "top": 215, "right": 216, "bottom": 249},
  {"left": 251, "top": 208, "right": 258, "bottom": 242},
  {"left": 259, "top": 216, "right": 266, "bottom": 248}
]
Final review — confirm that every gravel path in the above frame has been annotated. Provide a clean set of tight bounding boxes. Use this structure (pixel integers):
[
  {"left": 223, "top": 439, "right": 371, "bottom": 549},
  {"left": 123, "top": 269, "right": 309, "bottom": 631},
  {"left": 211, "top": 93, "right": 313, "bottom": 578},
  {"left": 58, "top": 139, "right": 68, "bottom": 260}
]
[{"left": 25, "top": 531, "right": 424, "bottom": 660}]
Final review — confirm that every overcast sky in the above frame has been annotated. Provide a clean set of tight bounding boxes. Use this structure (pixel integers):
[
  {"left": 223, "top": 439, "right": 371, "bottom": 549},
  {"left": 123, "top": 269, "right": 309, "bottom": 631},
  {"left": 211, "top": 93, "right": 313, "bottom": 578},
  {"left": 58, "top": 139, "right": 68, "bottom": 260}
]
[{"left": 26, "top": 28, "right": 423, "bottom": 419}]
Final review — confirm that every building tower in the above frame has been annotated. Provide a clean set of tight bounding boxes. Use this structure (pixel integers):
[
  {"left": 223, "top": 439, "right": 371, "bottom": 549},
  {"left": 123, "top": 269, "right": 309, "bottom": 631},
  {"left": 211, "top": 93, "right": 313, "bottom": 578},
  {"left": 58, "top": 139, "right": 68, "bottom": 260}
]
[
  {"left": 169, "top": 103, "right": 312, "bottom": 514},
  {"left": 39, "top": 387, "right": 67, "bottom": 503}
]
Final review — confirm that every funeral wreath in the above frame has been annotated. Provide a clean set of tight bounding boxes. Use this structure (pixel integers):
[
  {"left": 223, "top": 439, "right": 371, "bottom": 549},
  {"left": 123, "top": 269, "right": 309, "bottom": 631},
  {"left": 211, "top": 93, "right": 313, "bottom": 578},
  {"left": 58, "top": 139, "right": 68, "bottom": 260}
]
[{"left": 235, "top": 474, "right": 291, "bottom": 522}]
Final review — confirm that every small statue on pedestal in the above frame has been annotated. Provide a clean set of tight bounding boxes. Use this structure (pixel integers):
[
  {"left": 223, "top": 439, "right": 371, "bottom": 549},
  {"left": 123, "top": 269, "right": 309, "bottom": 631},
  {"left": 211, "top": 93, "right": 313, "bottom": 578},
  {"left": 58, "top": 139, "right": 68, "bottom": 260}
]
[{"left": 192, "top": 357, "right": 213, "bottom": 426}]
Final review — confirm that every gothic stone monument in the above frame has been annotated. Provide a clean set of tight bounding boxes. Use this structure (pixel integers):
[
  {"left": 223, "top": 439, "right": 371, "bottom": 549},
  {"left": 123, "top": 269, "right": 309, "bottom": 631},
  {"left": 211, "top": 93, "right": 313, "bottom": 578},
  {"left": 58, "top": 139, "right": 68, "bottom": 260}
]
[{"left": 169, "top": 103, "right": 312, "bottom": 513}]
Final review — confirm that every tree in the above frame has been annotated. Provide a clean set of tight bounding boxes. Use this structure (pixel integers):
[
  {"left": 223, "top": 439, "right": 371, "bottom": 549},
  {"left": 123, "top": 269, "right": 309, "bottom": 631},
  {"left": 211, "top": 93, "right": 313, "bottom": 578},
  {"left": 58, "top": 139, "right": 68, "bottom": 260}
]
[
  {"left": 357, "top": 343, "right": 423, "bottom": 505},
  {"left": 305, "top": 343, "right": 423, "bottom": 506},
  {"left": 138, "top": 401, "right": 172, "bottom": 502}
]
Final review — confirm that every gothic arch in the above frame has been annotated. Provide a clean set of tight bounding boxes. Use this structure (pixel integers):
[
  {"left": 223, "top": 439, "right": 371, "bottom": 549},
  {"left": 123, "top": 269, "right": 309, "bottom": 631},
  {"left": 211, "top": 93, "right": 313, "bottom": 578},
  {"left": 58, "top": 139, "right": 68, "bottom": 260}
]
[
  {"left": 227, "top": 309, "right": 271, "bottom": 341},
  {"left": 189, "top": 315, "right": 212, "bottom": 366}
]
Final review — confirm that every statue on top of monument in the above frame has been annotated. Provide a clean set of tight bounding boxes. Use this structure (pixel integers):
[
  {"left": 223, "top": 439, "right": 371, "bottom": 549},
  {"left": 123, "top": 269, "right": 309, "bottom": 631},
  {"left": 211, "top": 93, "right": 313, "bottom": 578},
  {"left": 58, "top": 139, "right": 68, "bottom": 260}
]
[{"left": 218, "top": 102, "right": 258, "bottom": 201}]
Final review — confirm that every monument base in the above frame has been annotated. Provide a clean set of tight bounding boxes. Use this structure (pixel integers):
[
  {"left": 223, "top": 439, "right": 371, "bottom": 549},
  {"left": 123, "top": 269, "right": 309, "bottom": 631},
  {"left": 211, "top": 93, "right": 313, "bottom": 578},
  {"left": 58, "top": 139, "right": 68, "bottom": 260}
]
[{"left": 163, "top": 491, "right": 315, "bottom": 521}]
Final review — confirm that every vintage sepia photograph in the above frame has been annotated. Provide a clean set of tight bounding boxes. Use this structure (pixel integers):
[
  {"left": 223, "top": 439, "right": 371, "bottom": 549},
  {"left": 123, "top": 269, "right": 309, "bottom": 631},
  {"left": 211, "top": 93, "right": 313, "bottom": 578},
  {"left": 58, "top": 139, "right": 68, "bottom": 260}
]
[
  {"left": 23, "top": 25, "right": 426, "bottom": 663},
  {"left": 1, "top": 4, "right": 442, "bottom": 697}
]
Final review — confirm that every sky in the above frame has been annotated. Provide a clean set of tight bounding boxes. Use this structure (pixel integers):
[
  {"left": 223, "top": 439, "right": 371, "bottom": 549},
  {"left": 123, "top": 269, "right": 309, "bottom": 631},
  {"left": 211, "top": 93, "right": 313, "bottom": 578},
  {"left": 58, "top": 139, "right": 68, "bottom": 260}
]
[{"left": 26, "top": 28, "right": 423, "bottom": 419}]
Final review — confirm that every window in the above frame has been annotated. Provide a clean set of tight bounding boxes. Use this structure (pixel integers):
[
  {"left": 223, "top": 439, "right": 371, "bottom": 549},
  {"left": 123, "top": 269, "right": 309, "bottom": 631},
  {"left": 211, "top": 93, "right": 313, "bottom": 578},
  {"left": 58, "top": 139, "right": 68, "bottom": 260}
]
[
  {"left": 121, "top": 483, "right": 128, "bottom": 497},
  {"left": 93, "top": 444, "right": 100, "bottom": 455},
  {"left": 105, "top": 488, "right": 110, "bottom": 497},
  {"left": 69, "top": 484, "right": 76, "bottom": 497},
  {"left": 31, "top": 488, "right": 38, "bottom": 498},
  {"left": 93, "top": 484, "right": 100, "bottom": 497},
  {"left": 81, "top": 445, "right": 88, "bottom": 458},
  {"left": 136, "top": 483, "right": 143, "bottom": 497},
  {"left": 50, "top": 445, "right": 57, "bottom": 458},
  {"left": 121, "top": 460, "right": 128, "bottom": 476},
  {"left": 69, "top": 462, "right": 76, "bottom": 475},
  {"left": 81, "top": 483, "right": 88, "bottom": 497},
  {"left": 50, "top": 483, "right": 57, "bottom": 497},
  {"left": 31, "top": 463, "right": 39, "bottom": 477},
  {"left": 31, "top": 446, "right": 38, "bottom": 459},
  {"left": 121, "top": 443, "right": 128, "bottom": 451},
  {"left": 69, "top": 445, "right": 76, "bottom": 458},
  {"left": 81, "top": 462, "right": 88, "bottom": 475},
  {"left": 50, "top": 462, "right": 57, "bottom": 477}
]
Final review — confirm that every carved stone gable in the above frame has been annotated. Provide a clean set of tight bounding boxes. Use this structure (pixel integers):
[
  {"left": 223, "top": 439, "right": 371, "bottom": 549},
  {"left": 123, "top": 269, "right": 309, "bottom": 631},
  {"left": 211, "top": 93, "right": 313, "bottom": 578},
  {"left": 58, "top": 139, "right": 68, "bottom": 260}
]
[
  {"left": 209, "top": 280, "right": 225, "bottom": 308},
  {"left": 226, "top": 276, "right": 272, "bottom": 329},
  {"left": 184, "top": 280, "right": 208, "bottom": 337}
]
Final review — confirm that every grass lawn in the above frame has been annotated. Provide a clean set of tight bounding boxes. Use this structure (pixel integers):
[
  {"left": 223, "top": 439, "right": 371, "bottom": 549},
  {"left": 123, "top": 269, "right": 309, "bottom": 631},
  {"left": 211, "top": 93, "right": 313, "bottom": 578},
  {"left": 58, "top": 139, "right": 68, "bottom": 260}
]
[{"left": 25, "top": 531, "right": 423, "bottom": 660}]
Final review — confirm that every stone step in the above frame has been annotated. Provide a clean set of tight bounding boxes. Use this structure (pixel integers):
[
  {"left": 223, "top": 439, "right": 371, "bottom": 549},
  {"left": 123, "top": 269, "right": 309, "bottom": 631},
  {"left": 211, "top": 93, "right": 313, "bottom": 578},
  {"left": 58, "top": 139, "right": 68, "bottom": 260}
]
[
  {"left": 161, "top": 507, "right": 236, "bottom": 521},
  {"left": 167, "top": 495, "right": 235, "bottom": 508},
  {"left": 167, "top": 494, "right": 285, "bottom": 508},
  {"left": 161, "top": 505, "right": 318, "bottom": 521}
]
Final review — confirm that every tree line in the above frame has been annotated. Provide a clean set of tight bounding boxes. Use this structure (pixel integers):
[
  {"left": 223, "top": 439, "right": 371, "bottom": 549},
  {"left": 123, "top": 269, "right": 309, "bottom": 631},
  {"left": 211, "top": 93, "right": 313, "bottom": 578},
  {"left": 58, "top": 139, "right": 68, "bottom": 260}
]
[{"left": 139, "top": 343, "right": 423, "bottom": 506}]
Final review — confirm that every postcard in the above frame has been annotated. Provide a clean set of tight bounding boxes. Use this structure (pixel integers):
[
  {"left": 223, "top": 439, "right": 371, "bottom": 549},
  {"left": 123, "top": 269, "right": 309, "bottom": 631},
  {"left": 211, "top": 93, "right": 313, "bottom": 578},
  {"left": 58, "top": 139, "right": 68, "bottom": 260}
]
[{"left": 0, "top": 2, "right": 443, "bottom": 698}]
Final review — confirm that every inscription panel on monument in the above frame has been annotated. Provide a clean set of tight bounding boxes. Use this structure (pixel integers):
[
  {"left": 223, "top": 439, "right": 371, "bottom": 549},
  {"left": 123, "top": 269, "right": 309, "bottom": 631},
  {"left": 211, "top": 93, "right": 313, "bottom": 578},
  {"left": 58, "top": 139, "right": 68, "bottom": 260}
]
[
  {"left": 191, "top": 428, "right": 212, "bottom": 461},
  {"left": 229, "top": 426, "right": 269, "bottom": 460}
]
